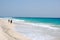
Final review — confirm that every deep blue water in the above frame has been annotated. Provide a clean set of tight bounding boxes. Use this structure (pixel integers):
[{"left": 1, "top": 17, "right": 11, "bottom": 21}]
[{"left": 13, "top": 17, "right": 60, "bottom": 25}]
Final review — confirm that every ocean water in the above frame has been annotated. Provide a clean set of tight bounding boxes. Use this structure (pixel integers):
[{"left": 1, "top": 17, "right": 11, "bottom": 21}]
[
  {"left": 14, "top": 17, "right": 60, "bottom": 24},
  {"left": 12, "top": 17, "right": 60, "bottom": 40},
  {"left": 13, "top": 17, "right": 60, "bottom": 26}
]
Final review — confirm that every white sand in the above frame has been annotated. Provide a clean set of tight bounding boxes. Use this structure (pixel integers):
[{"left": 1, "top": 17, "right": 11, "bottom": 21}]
[{"left": 0, "top": 18, "right": 31, "bottom": 40}]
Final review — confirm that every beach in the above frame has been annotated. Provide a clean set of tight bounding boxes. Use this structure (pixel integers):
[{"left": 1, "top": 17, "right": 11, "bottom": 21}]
[
  {"left": 0, "top": 18, "right": 31, "bottom": 40},
  {"left": 0, "top": 18, "right": 60, "bottom": 40}
]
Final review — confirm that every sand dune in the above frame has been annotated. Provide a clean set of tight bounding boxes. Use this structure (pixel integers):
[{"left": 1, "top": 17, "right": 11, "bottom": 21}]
[{"left": 0, "top": 18, "right": 31, "bottom": 40}]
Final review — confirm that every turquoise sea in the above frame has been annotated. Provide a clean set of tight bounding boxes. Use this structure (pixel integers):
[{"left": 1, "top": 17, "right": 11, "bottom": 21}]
[{"left": 14, "top": 17, "right": 60, "bottom": 24}]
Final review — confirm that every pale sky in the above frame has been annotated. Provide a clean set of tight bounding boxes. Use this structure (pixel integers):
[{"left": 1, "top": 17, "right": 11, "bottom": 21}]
[{"left": 0, "top": 0, "right": 60, "bottom": 17}]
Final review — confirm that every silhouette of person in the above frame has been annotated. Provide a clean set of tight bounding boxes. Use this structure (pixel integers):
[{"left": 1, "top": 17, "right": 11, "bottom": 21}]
[{"left": 10, "top": 20, "right": 12, "bottom": 23}]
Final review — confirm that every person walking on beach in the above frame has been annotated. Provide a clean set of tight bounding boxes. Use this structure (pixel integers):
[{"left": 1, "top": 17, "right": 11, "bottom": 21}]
[
  {"left": 10, "top": 20, "right": 12, "bottom": 23},
  {"left": 8, "top": 19, "right": 12, "bottom": 23}
]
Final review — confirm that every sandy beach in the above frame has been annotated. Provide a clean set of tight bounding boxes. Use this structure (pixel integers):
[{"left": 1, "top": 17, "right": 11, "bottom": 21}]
[{"left": 0, "top": 18, "right": 31, "bottom": 40}]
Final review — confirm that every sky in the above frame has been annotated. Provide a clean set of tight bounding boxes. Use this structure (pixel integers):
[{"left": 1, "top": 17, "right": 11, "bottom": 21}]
[{"left": 0, "top": 0, "right": 60, "bottom": 17}]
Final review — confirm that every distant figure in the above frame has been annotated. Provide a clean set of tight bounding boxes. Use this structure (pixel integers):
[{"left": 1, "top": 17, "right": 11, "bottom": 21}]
[
  {"left": 10, "top": 20, "right": 12, "bottom": 23},
  {"left": 8, "top": 19, "right": 12, "bottom": 23}
]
